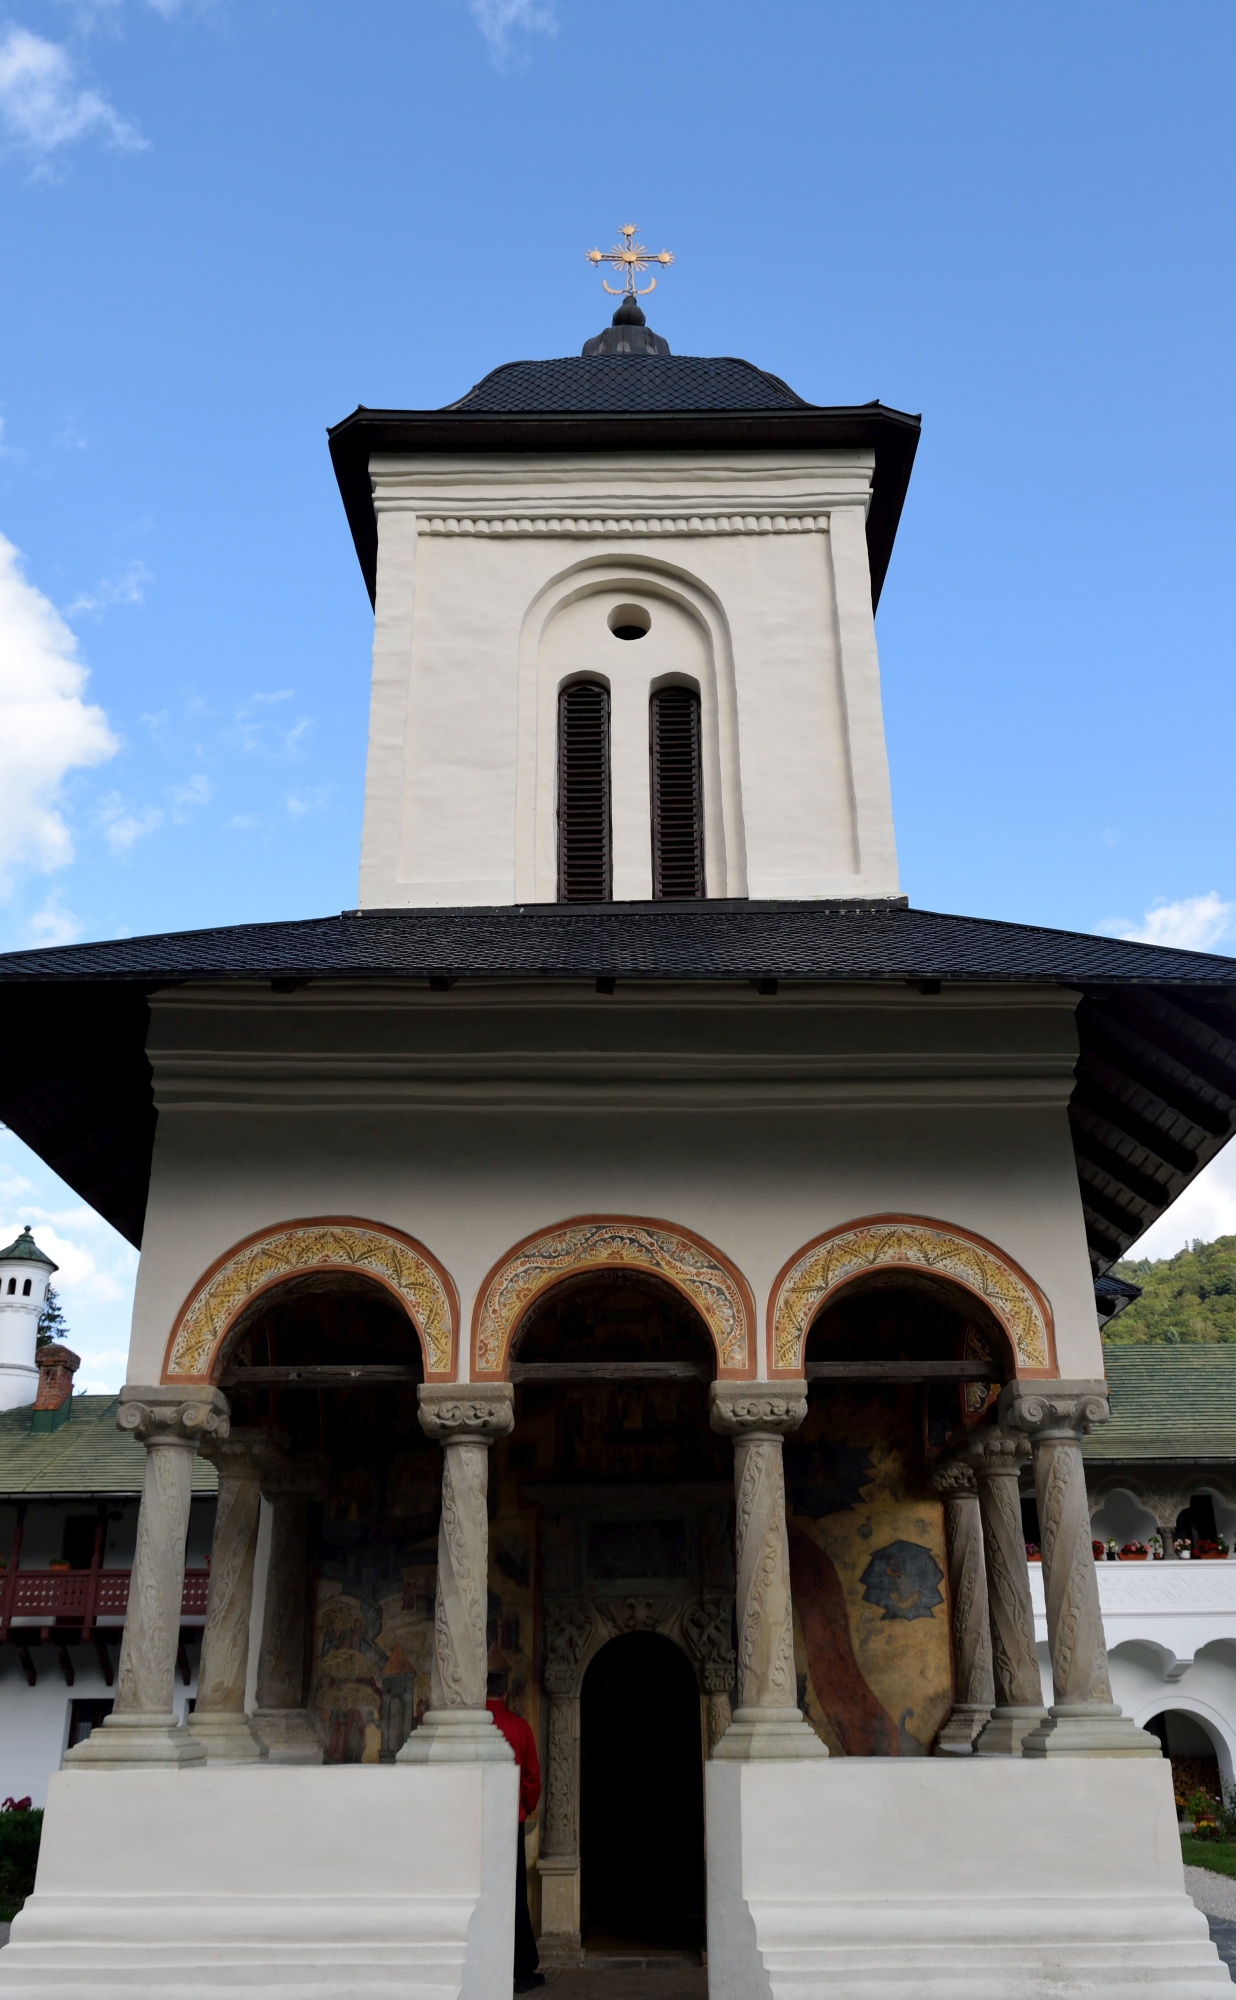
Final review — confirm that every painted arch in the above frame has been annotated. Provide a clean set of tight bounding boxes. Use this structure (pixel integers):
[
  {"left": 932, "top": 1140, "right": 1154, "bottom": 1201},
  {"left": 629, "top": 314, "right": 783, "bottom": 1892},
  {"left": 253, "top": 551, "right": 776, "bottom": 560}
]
[
  {"left": 767, "top": 1214, "right": 1054, "bottom": 1379},
  {"left": 470, "top": 1215, "right": 756, "bottom": 1380},
  {"left": 161, "top": 1217, "right": 459, "bottom": 1384}
]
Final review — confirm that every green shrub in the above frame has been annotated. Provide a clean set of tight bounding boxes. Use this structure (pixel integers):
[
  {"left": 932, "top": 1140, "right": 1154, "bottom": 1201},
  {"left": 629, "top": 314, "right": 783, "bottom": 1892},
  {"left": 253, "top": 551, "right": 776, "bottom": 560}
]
[{"left": 0, "top": 1804, "right": 42, "bottom": 1922}]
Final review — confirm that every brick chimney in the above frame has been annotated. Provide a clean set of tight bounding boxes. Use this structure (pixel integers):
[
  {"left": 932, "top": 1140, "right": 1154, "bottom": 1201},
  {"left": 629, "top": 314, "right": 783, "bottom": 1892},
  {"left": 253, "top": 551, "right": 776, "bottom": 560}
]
[{"left": 31, "top": 1344, "right": 80, "bottom": 1434}]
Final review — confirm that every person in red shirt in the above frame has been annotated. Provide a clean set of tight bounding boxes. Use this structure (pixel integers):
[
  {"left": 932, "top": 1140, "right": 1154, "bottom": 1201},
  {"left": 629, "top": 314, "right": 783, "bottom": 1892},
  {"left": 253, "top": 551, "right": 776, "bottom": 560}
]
[{"left": 487, "top": 1645, "right": 543, "bottom": 1992}]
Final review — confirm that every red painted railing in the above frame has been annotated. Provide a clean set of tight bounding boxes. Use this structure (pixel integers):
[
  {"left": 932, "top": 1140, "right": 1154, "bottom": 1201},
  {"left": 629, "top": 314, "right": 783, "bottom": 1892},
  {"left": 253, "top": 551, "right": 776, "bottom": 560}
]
[{"left": 0, "top": 1566, "right": 209, "bottom": 1631}]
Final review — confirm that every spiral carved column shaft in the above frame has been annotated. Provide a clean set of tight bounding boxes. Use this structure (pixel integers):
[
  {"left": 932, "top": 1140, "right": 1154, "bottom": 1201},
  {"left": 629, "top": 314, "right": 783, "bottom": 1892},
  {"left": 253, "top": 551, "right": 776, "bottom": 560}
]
[
  {"left": 931, "top": 1458, "right": 994, "bottom": 1754},
  {"left": 709, "top": 1384, "right": 826, "bottom": 1761},
  {"left": 186, "top": 1431, "right": 275, "bottom": 1761},
  {"left": 1002, "top": 1382, "right": 1160, "bottom": 1757},
  {"left": 65, "top": 1386, "right": 230, "bottom": 1769},
  {"left": 253, "top": 1456, "right": 328, "bottom": 1762},
  {"left": 961, "top": 1425, "right": 1047, "bottom": 1756},
  {"left": 397, "top": 1385, "right": 515, "bottom": 1765}
]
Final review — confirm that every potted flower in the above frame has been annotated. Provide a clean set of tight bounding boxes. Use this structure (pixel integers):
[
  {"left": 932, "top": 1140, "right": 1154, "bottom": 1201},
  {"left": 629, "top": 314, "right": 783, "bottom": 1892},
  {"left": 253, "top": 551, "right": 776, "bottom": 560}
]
[
  {"left": 47, "top": 1558, "right": 71, "bottom": 1572},
  {"left": 1149, "top": 1535, "right": 1164, "bottom": 1560},
  {"left": 1092, "top": 1539, "right": 1105, "bottom": 1560},
  {"left": 1119, "top": 1541, "right": 1149, "bottom": 1561},
  {"left": 1196, "top": 1538, "right": 1229, "bottom": 1560},
  {"left": 1105, "top": 1539, "right": 1119, "bottom": 1561},
  {"left": 1025, "top": 1541, "right": 1041, "bottom": 1562},
  {"left": 1175, "top": 1538, "right": 1192, "bottom": 1559}
]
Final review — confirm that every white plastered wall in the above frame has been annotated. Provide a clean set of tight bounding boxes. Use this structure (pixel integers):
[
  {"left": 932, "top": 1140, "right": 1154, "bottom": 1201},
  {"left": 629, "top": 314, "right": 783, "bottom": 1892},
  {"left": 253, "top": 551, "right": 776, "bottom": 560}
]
[
  {"left": 359, "top": 451, "right": 899, "bottom": 908},
  {"left": 124, "top": 982, "right": 1103, "bottom": 1390}
]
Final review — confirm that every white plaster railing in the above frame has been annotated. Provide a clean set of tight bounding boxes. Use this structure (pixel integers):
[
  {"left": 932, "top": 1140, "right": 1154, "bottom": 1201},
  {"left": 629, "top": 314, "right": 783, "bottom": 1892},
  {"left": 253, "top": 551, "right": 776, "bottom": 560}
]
[{"left": 1029, "top": 1559, "right": 1236, "bottom": 1677}]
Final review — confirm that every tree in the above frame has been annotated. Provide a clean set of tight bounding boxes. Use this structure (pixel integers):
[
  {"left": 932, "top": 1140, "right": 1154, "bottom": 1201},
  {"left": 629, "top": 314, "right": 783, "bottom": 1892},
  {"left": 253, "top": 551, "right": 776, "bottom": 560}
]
[
  {"left": 1106, "top": 1235, "right": 1236, "bottom": 1345},
  {"left": 35, "top": 1286, "right": 68, "bottom": 1351}
]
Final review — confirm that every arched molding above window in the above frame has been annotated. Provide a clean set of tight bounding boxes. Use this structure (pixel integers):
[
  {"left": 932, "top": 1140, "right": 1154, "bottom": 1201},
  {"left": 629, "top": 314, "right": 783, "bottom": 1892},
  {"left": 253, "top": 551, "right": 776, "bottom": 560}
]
[
  {"left": 767, "top": 1214, "right": 1055, "bottom": 1379},
  {"left": 515, "top": 555, "right": 747, "bottom": 903},
  {"left": 161, "top": 1217, "right": 459, "bottom": 1384},
  {"left": 470, "top": 1214, "right": 756, "bottom": 1380}
]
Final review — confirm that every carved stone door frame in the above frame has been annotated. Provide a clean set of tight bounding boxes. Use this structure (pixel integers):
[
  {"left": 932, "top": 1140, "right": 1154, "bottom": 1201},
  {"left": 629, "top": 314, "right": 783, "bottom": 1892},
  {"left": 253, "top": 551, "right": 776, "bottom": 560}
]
[{"left": 537, "top": 1590, "right": 734, "bottom": 1957}]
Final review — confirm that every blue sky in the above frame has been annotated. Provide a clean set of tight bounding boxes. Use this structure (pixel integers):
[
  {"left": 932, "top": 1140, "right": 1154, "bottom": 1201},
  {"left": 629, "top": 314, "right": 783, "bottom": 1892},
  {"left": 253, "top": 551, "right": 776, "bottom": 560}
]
[{"left": 0, "top": 0, "right": 1233, "bottom": 1384}]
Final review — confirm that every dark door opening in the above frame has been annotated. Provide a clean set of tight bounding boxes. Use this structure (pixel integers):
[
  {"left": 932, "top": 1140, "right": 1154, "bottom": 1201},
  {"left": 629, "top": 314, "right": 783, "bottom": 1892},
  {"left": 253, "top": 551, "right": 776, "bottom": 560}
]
[{"left": 580, "top": 1630, "right": 705, "bottom": 1952}]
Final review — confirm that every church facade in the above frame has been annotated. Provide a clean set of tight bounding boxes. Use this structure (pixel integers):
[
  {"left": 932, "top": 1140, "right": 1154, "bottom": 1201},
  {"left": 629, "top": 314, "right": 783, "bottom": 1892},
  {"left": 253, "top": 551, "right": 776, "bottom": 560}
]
[{"left": 1, "top": 287, "right": 1236, "bottom": 1995}]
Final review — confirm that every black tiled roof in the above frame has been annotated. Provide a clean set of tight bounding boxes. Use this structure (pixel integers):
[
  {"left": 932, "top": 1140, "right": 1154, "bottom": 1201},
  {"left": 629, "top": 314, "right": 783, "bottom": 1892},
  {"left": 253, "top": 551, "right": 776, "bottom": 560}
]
[
  {"left": 0, "top": 902, "right": 1234, "bottom": 987},
  {"left": 446, "top": 355, "right": 807, "bottom": 416},
  {"left": 3, "top": 902, "right": 1235, "bottom": 1270}
]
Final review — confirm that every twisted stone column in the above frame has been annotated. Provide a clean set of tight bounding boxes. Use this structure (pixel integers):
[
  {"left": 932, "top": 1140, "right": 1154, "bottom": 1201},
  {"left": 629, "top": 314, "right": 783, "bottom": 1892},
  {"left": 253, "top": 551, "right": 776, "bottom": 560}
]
[
  {"left": 397, "top": 1384, "right": 515, "bottom": 1765},
  {"left": 187, "top": 1429, "right": 278, "bottom": 1761},
  {"left": 1002, "top": 1382, "right": 1160, "bottom": 1757},
  {"left": 931, "top": 1455, "right": 994, "bottom": 1754},
  {"left": 252, "top": 1454, "right": 328, "bottom": 1763},
  {"left": 65, "top": 1385, "right": 229, "bottom": 1768},
  {"left": 709, "top": 1383, "right": 826, "bottom": 1760},
  {"left": 961, "top": 1424, "right": 1048, "bottom": 1756},
  {"left": 538, "top": 1606, "right": 593, "bottom": 1960}
]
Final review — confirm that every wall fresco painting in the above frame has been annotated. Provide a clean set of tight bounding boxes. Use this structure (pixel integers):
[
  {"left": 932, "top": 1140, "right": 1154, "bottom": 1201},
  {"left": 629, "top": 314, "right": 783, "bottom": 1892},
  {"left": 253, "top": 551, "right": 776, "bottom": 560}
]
[{"left": 786, "top": 1387, "right": 952, "bottom": 1756}]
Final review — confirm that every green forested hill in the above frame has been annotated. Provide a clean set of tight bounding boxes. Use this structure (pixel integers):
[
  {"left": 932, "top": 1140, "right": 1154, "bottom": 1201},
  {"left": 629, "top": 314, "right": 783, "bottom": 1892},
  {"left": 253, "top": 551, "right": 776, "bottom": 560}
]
[{"left": 1106, "top": 1236, "right": 1236, "bottom": 1345}]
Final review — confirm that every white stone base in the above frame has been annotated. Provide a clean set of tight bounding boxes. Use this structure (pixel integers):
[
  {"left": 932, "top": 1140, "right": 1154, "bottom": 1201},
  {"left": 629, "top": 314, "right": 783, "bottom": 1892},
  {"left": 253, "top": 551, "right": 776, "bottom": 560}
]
[
  {"left": 1021, "top": 1701, "right": 1162, "bottom": 1757},
  {"left": 185, "top": 1710, "right": 269, "bottom": 1763},
  {"left": 61, "top": 1712, "right": 206, "bottom": 1771},
  {"left": 711, "top": 1706, "right": 829, "bottom": 1761},
  {"left": 706, "top": 1756, "right": 1227, "bottom": 2000},
  {"left": 397, "top": 1708, "right": 514, "bottom": 1764},
  {"left": 250, "top": 1707, "right": 324, "bottom": 1764},
  {"left": 0, "top": 1764, "right": 519, "bottom": 1998}
]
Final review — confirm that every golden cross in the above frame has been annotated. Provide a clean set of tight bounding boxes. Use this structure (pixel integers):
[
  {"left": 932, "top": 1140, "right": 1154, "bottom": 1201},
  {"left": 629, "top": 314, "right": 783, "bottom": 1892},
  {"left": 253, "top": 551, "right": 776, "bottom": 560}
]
[{"left": 585, "top": 224, "right": 674, "bottom": 298}]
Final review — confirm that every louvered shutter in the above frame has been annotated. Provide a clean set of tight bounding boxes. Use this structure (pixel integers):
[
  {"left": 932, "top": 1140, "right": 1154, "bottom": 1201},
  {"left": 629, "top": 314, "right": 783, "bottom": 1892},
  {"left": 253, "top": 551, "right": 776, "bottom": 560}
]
[
  {"left": 650, "top": 687, "right": 705, "bottom": 900},
  {"left": 557, "top": 681, "right": 612, "bottom": 901}
]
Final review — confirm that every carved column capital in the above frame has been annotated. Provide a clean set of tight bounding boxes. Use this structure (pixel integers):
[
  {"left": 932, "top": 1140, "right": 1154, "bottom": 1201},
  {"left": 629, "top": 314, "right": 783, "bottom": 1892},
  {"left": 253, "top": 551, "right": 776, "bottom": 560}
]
[
  {"left": 198, "top": 1425, "right": 284, "bottom": 1482},
  {"left": 999, "top": 1380, "right": 1110, "bottom": 1443},
  {"left": 931, "top": 1456, "right": 978, "bottom": 1498},
  {"left": 709, "top": 1382, "right": 808, "bottom": 1439},
  {"left": 260, "top": 1451, "right": 329, "bottom": 1503},
  {"left": 117, "top": 1383, "right": 230, "bottom": 1448},
  {"left": 958, "top": 1424, "right": 1030, "bottom": 1477},
  {"left": 417, "top": 1382, "right": 514, "bottom": 1444}
]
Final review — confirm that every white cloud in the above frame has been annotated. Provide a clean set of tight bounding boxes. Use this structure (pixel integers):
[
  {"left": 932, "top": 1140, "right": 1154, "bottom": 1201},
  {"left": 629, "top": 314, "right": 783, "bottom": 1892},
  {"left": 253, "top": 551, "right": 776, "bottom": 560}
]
[
  {"left": 0, "top": 1130, "right": 139, "bottom": 1395},
  {"left": 65, "top": 558, "right": 151, "bottom": 617},
  {"left": 1129, "top": 1146, "right": 1236, "bottom": 1263},
  {"left": 1108, "top": 892, "right": 1236, "bottom": 954},
  {"left": 286, "top": 784, "right": 333, "bottom": 819},
  {"left": 28, "top": 889, "right": 82, "bottom": 945},
  {"left": 0, "top": 532, "right": 117, "bottom": 889},
  {"left": 94, "top": 791, "right": 163, "bottom": 854},
  {"left": 469, "top": 0, "right": 556, "bottom": 66},
  {"left": 167, "top": 772, "right": 213, "bottom": 818},
  {"left": 0, "top": 25, "right": 145, "bottom": 166}
]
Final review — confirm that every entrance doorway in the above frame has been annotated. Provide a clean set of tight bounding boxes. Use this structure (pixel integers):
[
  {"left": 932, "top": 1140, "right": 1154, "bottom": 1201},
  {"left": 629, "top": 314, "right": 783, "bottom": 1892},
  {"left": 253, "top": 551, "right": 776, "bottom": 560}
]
[{"left": 580, "top": 1631, "right": 705, "bottom": 1951}]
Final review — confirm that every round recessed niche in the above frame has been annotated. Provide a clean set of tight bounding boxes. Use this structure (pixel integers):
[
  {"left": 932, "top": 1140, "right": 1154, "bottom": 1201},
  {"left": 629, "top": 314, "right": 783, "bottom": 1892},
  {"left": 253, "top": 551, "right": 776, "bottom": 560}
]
[{"left": 608, "top": 603, "right": 651, "bottom": 641}]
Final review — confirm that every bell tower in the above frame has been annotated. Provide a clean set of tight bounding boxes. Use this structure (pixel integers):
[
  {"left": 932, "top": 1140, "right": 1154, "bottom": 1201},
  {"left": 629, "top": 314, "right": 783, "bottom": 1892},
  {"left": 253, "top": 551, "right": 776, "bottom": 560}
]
[{"left": 329, "top": 234, "right": 919, "bottom": 911}]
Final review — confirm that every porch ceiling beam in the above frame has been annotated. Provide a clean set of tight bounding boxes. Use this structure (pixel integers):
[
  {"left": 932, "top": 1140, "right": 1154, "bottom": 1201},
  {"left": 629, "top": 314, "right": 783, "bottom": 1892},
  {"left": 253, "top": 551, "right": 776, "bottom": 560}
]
[
  {"left": 805, "top": 1360, "right": 997, "bottom": 1382},
  {"left": 510, "top": 1361, "right": 712, "bottom": 1382},
  {"left": 220, "top": 1364, "right": 420, "bottom": 1387}
]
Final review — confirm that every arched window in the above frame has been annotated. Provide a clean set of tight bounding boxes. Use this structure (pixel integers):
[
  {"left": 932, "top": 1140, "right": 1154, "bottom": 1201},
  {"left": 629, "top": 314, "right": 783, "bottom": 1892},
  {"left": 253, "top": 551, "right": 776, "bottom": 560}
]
[
  {"left": 650, "top": 686, "right": 704, "bottom": 899},
  {"left": 22, "top": 1280, "right": 31, "bottom": 1297},
  {"left": 557, "top": 681, "right": 611, "bottom": 902},
  {"left": 5, "top": 1278, "right": 14, "bottom": 1296}
]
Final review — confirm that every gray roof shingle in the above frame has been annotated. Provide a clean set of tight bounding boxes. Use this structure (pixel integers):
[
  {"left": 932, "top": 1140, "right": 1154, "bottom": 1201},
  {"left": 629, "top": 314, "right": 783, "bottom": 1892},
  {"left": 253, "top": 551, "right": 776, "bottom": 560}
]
[
  {"left": 0, "top": 1397, "right": 218, "bottom": 1498},
  {"left": 445, "top": 354, "right": 807, "bottom": 416},
  {"left": 1088, "top": 1346, "right": 1236, "bottom": 1463}
]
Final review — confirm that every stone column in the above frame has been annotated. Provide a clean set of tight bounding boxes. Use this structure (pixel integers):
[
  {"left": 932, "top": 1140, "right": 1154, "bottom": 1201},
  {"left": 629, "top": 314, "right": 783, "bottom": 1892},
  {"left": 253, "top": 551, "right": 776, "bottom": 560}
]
[
  {"left": 252, "top": 1455, "right": 328, "bottom": 1763},
  {"left": 397, "top": 1384, "right": 516, "bottom": 1764},
  {"left": 64, "top": 1385, "right": 229, "bottom": 1768},
  {"left": 708, "top": 1383, "right": 826, "bottom": 1760},
  {"left": 962, "top": 1424, "right": 1049, "bottom": 1756},
  {"left": 1002, "top": 1382, "right": 1160, "bottom": 1756},
  {"left": 537, "top": 1603, "right": 594, "bottom": 1963},
  {"left": 931, "top": 1455, "right": 994, "bottom": 1754},
  {"left": 187, "top": 1429, "right": 276, "bottom": 1761}
]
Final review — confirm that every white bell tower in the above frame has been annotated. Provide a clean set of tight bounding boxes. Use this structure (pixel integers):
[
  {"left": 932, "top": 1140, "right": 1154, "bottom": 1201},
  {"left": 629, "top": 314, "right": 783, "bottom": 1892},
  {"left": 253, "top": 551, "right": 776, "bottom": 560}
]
[{"left": 0, "top": 1226, "right": 57, "bottom": 1411}]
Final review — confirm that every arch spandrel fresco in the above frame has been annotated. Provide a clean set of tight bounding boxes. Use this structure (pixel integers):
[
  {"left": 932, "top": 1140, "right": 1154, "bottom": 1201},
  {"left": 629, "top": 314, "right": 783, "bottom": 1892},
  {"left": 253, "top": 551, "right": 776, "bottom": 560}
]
[
  {"left": 470, "top": 1216, "right": 756, "bottom": 1379},
  {"left": 769, "top": 1215, "right": 1055, "bottom": 1379},
  {"left": 161, "top": 1217, "right": 459, "bottom": 1384}
]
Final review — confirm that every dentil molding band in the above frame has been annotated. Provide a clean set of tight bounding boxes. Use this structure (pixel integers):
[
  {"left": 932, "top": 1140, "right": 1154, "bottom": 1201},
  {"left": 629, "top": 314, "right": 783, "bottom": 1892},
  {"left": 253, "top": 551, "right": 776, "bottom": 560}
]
[
  {"left": 411, "top": 513, "right": 829, "bottom": 538},
  {"left": 472, "top": 1216, "right": 755, "bottom": 1379},
  {"left": 768, "top": 1215, "right": 1052, "bottom": 1376},
  {"left": 163, "top": 1218, "right": 458, "bottom": 1382}
]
